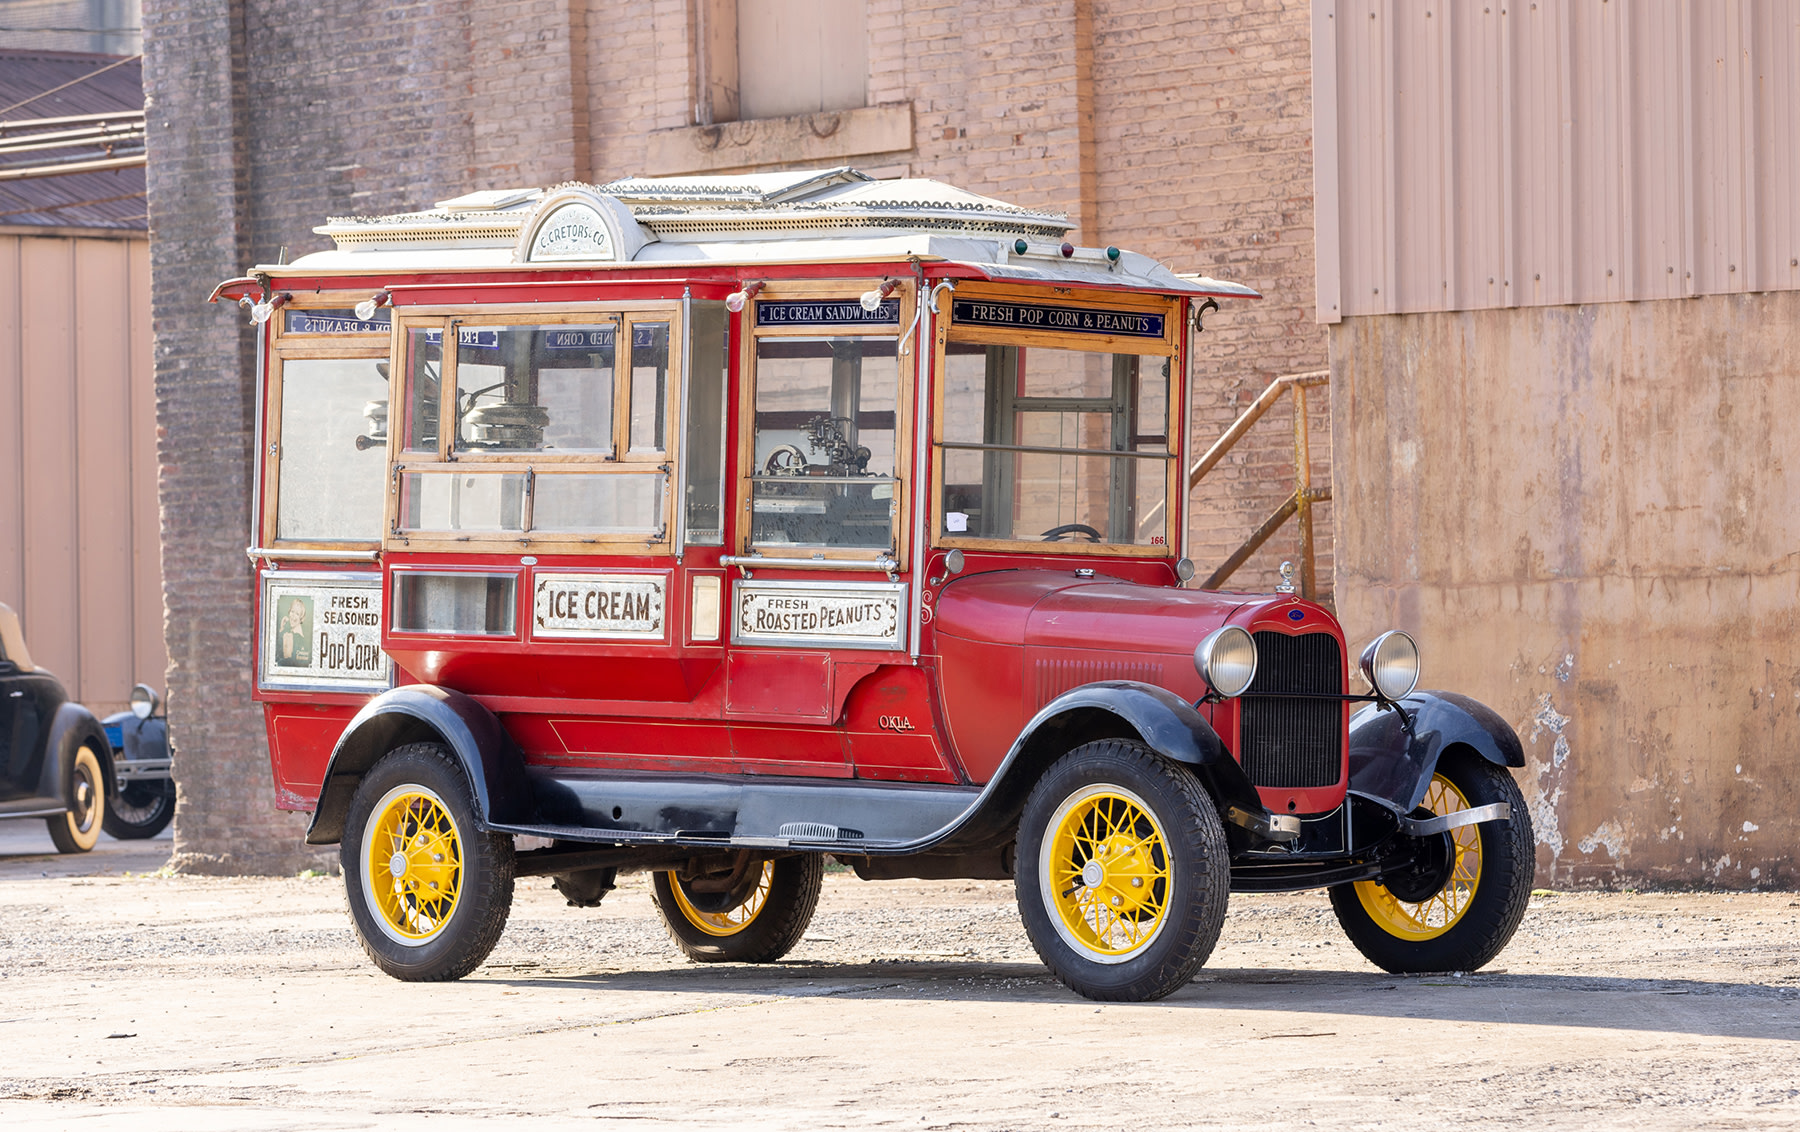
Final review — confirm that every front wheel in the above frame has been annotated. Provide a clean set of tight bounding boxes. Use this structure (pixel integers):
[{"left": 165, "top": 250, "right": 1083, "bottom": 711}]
[
  {"left": 651, "top": 855, "right": 823, "bottom": 963},
  {"left": 46, "top": 744, "right": 106, "bottom": 854},
  {"left": 1015, "top": 740, "right": 1230, "bottom": 1002},
  {"left": 1329, "top": 750, "right": 1534, "bottom": 973},
  {"left": 341, "top": 743, "right": 515, "bottom": 981},
  {"left": 103, "top": 778, "right": 176, "bottom": 840}
]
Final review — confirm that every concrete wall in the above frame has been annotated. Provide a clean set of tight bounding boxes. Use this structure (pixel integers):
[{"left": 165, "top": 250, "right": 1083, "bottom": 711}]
[{"left": 1331, "top": 291, "right": 1799, "bottom": 889}]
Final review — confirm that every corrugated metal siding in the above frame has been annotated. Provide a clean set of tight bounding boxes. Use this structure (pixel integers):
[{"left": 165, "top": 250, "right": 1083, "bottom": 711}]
[
  {"left": 0, "top": 49, "right": 146, "bottom": 230},
  {"left": 0, "top": 231, "right": 162, "bottom": 712},
  {"left": 1314, "top": 0, "right": 1800, "bottom": 320}
]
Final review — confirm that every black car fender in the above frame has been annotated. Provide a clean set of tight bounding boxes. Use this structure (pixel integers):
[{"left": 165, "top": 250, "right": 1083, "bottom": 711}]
[
  {"left": 1348, "top": 689, "right": 1524, "bottom": 813},
  {"left": 933, "top": 680, "right": 1263, "bottom": 851},
  {"left": 305, "top": 684, "right": 534, "bottom": 845},
  {"left": 37, "top": 702, "right": 115, "bottom": 805}
]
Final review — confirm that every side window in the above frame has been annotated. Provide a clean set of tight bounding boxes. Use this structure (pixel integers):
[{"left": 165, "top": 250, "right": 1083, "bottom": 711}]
[
  {"left": 749, "top": 335, "right": 899, "bottom": 551},
  {"left": 264, "top": 303, "right": 393, "bottom": 548},
  {"left": 683, "top": 301, "right": 728, "bottom": 545},
  {"left": 936, "top": 291, "right": 1179, "bottom": 552},
  {"left": 391, "top": 311, "right": 682, "bottom": 548},
  {"left": 274, "top": 358, "right": 389, "bottom": 541}
]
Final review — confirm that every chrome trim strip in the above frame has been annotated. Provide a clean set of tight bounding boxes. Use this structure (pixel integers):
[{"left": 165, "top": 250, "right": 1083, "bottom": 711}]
[
  {"left": 674, "top": 288, "right": 692, "bottom": 556},
  {"left": 719, "top": 554, "right": 899, "bottom": 574},
  {"left": 246, "top": 547, "right": 380, "bottom": 562}
]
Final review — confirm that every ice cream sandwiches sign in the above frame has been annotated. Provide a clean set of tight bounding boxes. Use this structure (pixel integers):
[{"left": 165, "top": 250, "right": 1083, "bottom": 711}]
[{"left": 259, "top": 572, "right": 391, "bottom": 692}]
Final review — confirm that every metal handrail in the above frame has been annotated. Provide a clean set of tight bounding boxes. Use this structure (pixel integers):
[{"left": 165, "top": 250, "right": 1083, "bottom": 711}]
[{"left": 1189, "top": 370, "right": 1330, "bottom": 599}]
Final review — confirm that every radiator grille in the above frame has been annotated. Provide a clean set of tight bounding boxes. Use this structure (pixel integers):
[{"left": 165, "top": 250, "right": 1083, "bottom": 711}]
[{"left": 1238, "top": 632, "right": 1344, "bottom": 788}]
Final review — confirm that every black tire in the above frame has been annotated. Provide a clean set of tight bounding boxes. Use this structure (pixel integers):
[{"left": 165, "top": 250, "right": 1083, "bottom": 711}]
[
  {"left": 1015, "top": 739, "right": 1230, "bottom": 1002},
  {"left": 1329, "top": 749, "right": 1534, "bottom": 973},
  {"left": 651, "top": 855, "right": 823, "bottom": 963},
  {"left": 341, "top": 742, "right": 515, "bottom": 981},
  {"left": 103, "top": 778, "right": 176, "bottom": 840},
  {"left": 46, "top": 744, "right": 106, "bottom": 854}
]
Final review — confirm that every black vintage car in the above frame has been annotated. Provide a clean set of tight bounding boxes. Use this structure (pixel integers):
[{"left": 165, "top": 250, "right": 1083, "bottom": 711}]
[{"left": 0, "top": 602, "right": 118, "bottom": 852}]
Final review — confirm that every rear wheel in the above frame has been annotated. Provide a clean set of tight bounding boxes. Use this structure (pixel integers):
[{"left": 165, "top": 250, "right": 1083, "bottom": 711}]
[
  {"left": 1329, "top": 750, "right": 1534, "bottom": 973},
  {"left": 651, "top": 855, "right": 823, "bottom": 963},
  {"left": 341, "top": 743, "right": 515, "bottom": 981},
  {"left": 46, "top": 744, "right": 106, "bottom": 854},
  {"left": 1015, "top": 740, "right": 1229, "bottom": 1002}
]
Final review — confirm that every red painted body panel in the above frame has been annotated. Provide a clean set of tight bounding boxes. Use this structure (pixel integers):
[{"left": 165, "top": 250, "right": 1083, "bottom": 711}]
[
  {"left": 265, "top": 705, "right": 359, "bottom": 797},
  {"left": 251, "top": 260, "right": 1346, "bottom": 832}
]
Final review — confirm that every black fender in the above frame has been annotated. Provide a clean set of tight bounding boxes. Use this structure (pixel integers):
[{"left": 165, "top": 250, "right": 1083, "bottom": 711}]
[
  {"left": 934, "top": 680, "right": 1263, "bottom": 851},
  {"left": 305, "top": 685, "right": 534, "bottom": 845},
  {"left": 36, "top": 702, "right": 116, "bottom": 805},
  {"left": 1348, "top": 689, "right": 1524, "bottom": 813}
]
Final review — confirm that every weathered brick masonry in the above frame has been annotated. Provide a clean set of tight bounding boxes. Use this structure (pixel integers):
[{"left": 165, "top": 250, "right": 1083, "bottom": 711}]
[{"left": 142, "top": 0, "right": 1326, "bottom": 871}]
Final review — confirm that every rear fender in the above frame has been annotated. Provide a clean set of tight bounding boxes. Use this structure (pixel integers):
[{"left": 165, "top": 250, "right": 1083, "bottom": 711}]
[
  {"left": 944, "top": 680, "right": 1263, "bottom": 849},
  {"left": 36, "top": 703, "right": 115, "bottom": 804},
  {"left": 305, "top": 685, "right": 533, "bottom": 845},
  {"left": 1348, "top": 689, "right": 1524, "bottom": 813}
]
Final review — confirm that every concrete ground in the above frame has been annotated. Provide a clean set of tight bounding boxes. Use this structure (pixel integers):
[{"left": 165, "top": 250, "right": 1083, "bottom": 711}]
[{"left": 0, "top": 822, "right": 1796, "bottom": 1131}]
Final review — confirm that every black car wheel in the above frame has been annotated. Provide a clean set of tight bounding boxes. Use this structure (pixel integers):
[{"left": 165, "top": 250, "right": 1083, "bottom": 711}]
[
  {"left": 341, "top": 743, "right": 515, "bottom": 981},
  {"left": 46, "top": 743, "right": 106, "bottom": 854},
  {"left": 651, "top": 855, "right": 823, "bottom": 963},
  {"left": 103, "top": 778, "right": 176, "bottom": 840},
  {"left": 1015, "top": 739, "right": 1229, "bottom": 1002},
  {"left": 1329, "top": 749, "right": 1534, "bottom": 973}
]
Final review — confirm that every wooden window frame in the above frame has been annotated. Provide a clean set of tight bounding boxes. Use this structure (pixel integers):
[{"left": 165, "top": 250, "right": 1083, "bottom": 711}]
[
  {"left": 385, "top": 302, "right": 685, "bottom": 556},
  {"left": 736, "top": 278, "right": 917, "bottom": 563},
  {"left": 259, "top": 292, "right": 395, "bottom": 553},
  {"left": 930, "top": 282, "right": 1182, "bottom": 559}
]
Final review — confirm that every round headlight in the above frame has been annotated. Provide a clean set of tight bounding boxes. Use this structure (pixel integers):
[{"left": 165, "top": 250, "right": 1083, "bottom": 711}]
[
  {"left": 1194, "top": 625, "right": 1258, "bottom": 698},
  {"left": 129, "top": 683, "right": 160, "bottom": 720},
  {"left": 1359, "top": 631, "right": 1420, "bottom": 701}
]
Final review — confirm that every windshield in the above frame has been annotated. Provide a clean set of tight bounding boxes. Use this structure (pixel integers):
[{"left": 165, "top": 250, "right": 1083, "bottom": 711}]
[{"left": 937, "top": 342, "right": 1173, "bottom": 548}]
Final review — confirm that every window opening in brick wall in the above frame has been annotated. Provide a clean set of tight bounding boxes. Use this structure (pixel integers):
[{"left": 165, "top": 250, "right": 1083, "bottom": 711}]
[{"left": 696, "top": 0, "right": 868, "bottom": 124}]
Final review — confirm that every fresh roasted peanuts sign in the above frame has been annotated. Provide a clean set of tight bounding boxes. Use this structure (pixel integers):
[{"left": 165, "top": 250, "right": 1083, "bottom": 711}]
[
  {"left": 533, "top": 573, "right": 666, "bottom": 640},
  {"left": 259, "top": 572, "right": 392, "bottom": 692},
  {"left": 733, "top": 581, "right": 907, "bottom": 650}
]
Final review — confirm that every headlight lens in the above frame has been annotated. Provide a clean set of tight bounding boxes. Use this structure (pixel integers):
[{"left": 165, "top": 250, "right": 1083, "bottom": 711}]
[
  {"left": 129, "top": 683, "right": 160, "bottom": 720},
  {"left": 1194, "top": 625, "right": 1258, "bottom": 698},
  {"left": 1359, "top": 631, "right": 1420, "bottom": 700}
]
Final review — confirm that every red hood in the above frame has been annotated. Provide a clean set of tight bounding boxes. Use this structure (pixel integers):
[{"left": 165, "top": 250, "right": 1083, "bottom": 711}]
[{"left": 933, "top": 569, "right": 1252, "bottom": 655}]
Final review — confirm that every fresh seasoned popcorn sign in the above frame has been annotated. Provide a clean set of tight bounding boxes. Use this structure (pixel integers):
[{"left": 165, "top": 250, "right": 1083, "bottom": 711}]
[
  {"left": 733, "top": 581, "right": 906, "bottom": 650},
  {"left": 259, "top": 571, "right": 392, "bottom": 692}
]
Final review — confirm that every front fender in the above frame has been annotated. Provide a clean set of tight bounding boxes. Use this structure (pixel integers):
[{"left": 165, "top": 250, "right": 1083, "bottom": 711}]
[
  {"left": 1348, "top": 689, "right": 1524, "bottom": 812},
  {"left": 937, "top": 680, "right": 1263, "bottom": 851},
  {"left": 304, "top": 685, "right": 534, "bottom": 845},
  {"left": 37, "top": 703, "right": 115, "bottom": 803}
]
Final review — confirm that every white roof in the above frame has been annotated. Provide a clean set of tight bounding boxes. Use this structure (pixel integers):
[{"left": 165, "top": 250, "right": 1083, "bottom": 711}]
[{"left": 284, "top": 168, "right": 1259, "bottom": 299}]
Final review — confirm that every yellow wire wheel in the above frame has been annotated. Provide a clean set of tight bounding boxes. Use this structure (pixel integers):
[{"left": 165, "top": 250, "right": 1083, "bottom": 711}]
[
  {"left": 651, "top": 855, "right": 824, "bottom": 964},
  {"left": 361, "top": 783, "right": 465, "bottom": 946},
  {"left": 1040, "top": 783, "right": 1174, "bottom": 963},
  {"left": 667, "top": 861, "right": 774, "bottom": 937},
  {"left": 1353, "top": 774, "right": 1482, "bottom": 940}
]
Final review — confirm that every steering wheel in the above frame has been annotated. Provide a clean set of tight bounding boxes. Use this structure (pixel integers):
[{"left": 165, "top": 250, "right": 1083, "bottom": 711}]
[
  {"left": 1040, "top": 523, "right": 1103, "bottom": 543},
  {"left": 763, "top": 445, "right": 809, "bottom": 475}
]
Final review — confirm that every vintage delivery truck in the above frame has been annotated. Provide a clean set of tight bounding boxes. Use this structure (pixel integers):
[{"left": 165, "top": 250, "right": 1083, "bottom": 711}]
[{"left": 217, "top": 168, "right": 1533, "bottom": 1001}]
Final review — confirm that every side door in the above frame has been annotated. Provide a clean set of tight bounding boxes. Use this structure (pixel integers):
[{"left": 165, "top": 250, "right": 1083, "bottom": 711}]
[{"left": 722, "top": 283, "right": 923, "bottom": 777}]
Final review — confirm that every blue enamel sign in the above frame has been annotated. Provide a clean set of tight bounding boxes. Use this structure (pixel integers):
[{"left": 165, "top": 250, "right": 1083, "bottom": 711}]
[{"left": 950, "top": 299, "right": 1165, "bottom": 339}]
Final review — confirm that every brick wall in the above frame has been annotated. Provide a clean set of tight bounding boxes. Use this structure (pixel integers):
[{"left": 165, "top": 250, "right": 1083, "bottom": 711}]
[{"left": 143, "top": 0, "right": 1326, "bottom": 872}]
